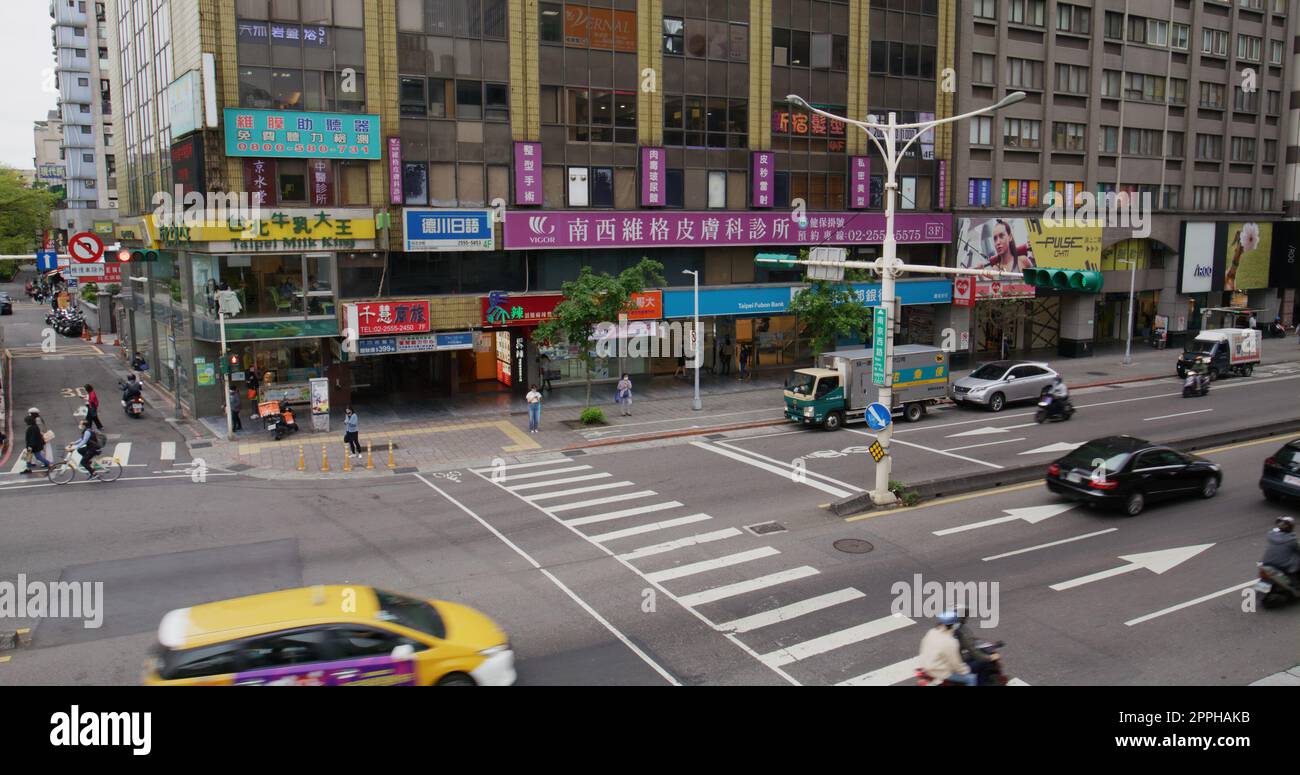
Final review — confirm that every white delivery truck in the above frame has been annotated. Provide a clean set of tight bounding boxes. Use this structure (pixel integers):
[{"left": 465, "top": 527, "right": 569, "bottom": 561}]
[
  {"left": 1176, "top": 328, "right": 1261, "bottom": 380},
  {"left": 783, "top": 345, "right": 949, "bottom": 430}
]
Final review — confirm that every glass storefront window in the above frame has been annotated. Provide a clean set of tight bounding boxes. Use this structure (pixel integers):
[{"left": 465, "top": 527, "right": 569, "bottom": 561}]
[
  {"left": 305, "top": 254, "right": 335, "bottom": 315},
  {"left": 236, "top": 339, "right": 324, "bottom": 387},
  {"left": 216, "top": 254, "right": 305, "bottom": 317}
]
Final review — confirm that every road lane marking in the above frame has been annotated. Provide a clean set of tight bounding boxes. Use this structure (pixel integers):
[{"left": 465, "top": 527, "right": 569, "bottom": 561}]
[
  {"left": 844, "top": 428, "right": 1004, "bottom": 470},
  {"left": 470, "top": 458, "right": 572, "bottom": 474},
  {"left": 564, "top": 501, "right": 683, "bottom": 527},
  {"left": 526, "top": 482, "right": 637, "bottom": 500},
  {"left": 416, "top": 475, "right": 680, "bottom": 686},
  {"left": 715, "top": 440, "right": 865, "bottom": 492},
  {"left": 1050, "top": 544, "right": 1215, "bottom": 591},
  {"left": 690, "top": 441, "right": 855, "bottom": 498},
  {"left": 1198, "top": 432, "right": 1300, "bottom": 455},
  {"left": 506, "top": 473, "right": 612, "bottom": 491},
  {"left": 1124, "top": 580, "right": 1256, "bottom": 626},
  {"left": 935, "top": 503, "right": 1076, "bottom": 536},
  {"left": 112, "top": 442, "right": 131, "bottom": 467},
  {"left": 644, "top": 547, "right": 780, "bottom": 582},
  {"left": 588, "top": 513, "right": 712, "bottom": 543},
  {"left": 677, "top": 567, "right": 820, "bottom": 607},
  {"left": 945, "top": 437, "right": 1026, "bottom": 452},
  {"left": 760, "top": 614, "right": 915, "bottom": 668},
  {"left": 546, "top": 491, "right": 658, "bottom": 512},
  {"left": 499, "top": 465, "right": 591, "bottom": 481},
  {"left": 1143, "top": 409, "right": 1213, "bottom": 422},
  {"left": 844, "top": 481, "right": 1043, "bottom": 522},
  {"left": 159, "top": 441, "right": 175, "bottom": 461},
  {"left": 718, "top": 588, "right": 865, "bottom": 634},
  {"left": 838, "top": 656, "right": 921, "bottom": 686},
  {"left": 982, "top": 529, "right": 1119, "bottom": 561},
  {"left": 0, "top": 472, "right": 239, "bottom": 490},
  {"left": 617, "top": 528, "right": 743, "bottom": 562}
]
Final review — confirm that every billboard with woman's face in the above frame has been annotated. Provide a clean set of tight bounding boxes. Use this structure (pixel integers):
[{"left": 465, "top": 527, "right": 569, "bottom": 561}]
[{"left": 956, "top": 217, "right": 1102, "bottom": 271}]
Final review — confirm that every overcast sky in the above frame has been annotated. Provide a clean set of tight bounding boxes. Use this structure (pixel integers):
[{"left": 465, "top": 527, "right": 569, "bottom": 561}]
[{"left": 0, "top": 1, "right": 61, "bottom": 170}]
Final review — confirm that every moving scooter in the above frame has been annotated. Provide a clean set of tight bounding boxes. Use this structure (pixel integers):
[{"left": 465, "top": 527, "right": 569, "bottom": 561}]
[{"left": 1182, "top": 370, "right": 1210, "bottom": 398}]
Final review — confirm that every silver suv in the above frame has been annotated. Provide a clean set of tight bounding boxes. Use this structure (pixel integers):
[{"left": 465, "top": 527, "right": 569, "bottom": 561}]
[{"left": 950, "top": 360, "right": 1059, "bottom": 412}]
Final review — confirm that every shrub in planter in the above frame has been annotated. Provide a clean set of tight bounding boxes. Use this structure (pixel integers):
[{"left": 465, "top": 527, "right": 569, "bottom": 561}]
[{"left": 580, "top": 407, "right": 607, "bottom": 425}]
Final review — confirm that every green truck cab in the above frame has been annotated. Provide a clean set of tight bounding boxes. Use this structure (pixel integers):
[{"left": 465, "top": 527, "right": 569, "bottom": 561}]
[{"left": 784, "top": 345, "right": 949, "bottom": 430}]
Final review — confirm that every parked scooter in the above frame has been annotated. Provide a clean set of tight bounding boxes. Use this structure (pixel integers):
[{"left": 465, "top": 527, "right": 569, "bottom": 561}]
[
  {"left": 45, "top": 307, "right": 85, "bottom": 337},
  {"left": 262, "top": 400, "right": 299, "bottom": 441}
]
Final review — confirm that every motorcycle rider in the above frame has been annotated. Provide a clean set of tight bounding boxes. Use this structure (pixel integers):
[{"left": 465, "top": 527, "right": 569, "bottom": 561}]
[
  {"left": 1184, "top": 361, "right": 1209, "bottom": 393},
  {"left": 1040, "top": 376, "right": 1071, "bottom": 419},
  {"left": 953, "top": 608, "right": 1000, "bottom": 684},
  {"left": 918, "top": 611, "right": 977, "bottom": 686},
  {"left": 1261, "top": 516, "right": 1300, "bottom": 581},
  {"left": 121, "top": 373, "right": 143, "bottom": 409}
]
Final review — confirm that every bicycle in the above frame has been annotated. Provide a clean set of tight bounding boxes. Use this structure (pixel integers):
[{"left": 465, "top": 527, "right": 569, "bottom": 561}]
[{"left": 47, "top": 445, "right": 122, "bottom": 485}]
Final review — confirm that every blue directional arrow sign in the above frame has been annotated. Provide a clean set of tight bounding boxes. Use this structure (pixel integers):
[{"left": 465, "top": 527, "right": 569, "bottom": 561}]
[
  {"left": 36, "top": 250, "right": 57, "bottom": 272},
  {"left": 865, "top": 402, "right": 892, "bottom": 431}
]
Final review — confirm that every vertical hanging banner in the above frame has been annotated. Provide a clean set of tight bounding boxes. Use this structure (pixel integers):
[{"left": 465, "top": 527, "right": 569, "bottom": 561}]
[
  {"left": 243, "top": 158, "right": 278, "bottom": 207},
  {"left": 751, "top": 151, "right": 774, "bottom": 208},
  {"left": 388, "top": 137, "right": 403, "bottom": 205},
  {"left": 515, "top": 141, "right": 543, "bottom": 205},
  {"left": 640, "top": 147, "right": 666, "bottom": 207},
  {"left": 850, "top": 156, "right": 870, "bottom": 209},
  {"left": 310, "top": 158, "right": 333, "bottom": 207},
  {"left": 937, "top": 160, "right": 947, "bottom": 209}
]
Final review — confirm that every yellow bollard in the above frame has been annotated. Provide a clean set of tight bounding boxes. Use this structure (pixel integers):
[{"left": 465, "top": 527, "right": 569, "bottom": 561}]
[
  {"left": 366, "top": 442, "right": 375, "bottom": 470},
  {"left": 387, "top": 439, "right": 396, "bottom": 469},
  {"left": 297, "top": 444, "right": 305, "bottom": 471},
  {"left": 342, "top": 445, "right": 353, "bottom": 472},
  {"left": 321, "top": 445, "right": 330, "bottom": 472}
]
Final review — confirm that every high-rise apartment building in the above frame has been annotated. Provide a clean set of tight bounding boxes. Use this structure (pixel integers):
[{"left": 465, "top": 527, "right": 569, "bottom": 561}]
[{"left": 33, "top": 109, "right": 67, "bottom": 190}]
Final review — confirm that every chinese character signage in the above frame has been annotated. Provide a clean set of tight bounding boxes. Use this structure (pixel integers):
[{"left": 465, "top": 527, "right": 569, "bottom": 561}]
[
  {"left": 504, "top": 211, "right": 952, "bottom": 250},
  {"left": 402, "top": 208, "right": 495, "bottom": 252},
  {"left": 640, "top": 147, "right": 666, "bottom": 207},
  {"left": 953, "top": 278, "right": 1035, "bottom": 308},
  {"left": 626, "top": 290, "right": 662, "bottom": 320},
  {"left": 850, "top": 156, "right": 870, "bottom": 209},
  {"left": 237, "top": 21, "right": 329, "bottom": 48},
  {"left": 348, "top": 301, "right": 431, "bottom": 336},
  {"left": 514, "top": 142, "right": 542, "bottom": 205},
  {"left": 355, "top": 331, "right": 476, "bottom": 356},
  {"left": 751, "top": 152, "right": 774, "bottom": 208},
  {"left": 224, "top": 108, "right": 381, "bottom": 159},
  {"left": 938, "top": 159, "right": 947, "bottom": 209},
  {"left": 310, "top": 158, "right": 333, "bottom": 206},
  {"left": 243, "top": 158, "right": 278, "bottom": 206},
  {"left": 388, "top": 138, "right": 403, "bottom": 205},
  {"left": 872, "top": 307, "right": 889, "bottom": 386},
  {"left": 481, "top": 292, "right": 566, "bottom": 327},
  {"left": 144, "top": 208, "right": 377, "bottom": 248},
  {"left": 171, "top": 135, "right": 206, "bottom": 196}
]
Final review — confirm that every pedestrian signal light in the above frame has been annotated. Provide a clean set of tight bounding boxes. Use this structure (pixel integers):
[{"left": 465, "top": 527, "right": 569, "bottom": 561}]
[
  {"left": 225, "top": 352, "right": 241, "bottom": 373},
  {"left": 130, "top": 249, "right": 159, "bottom": 263},
  {"left": 1022, "top": 268, "right": 1103, "bottom": 293}
]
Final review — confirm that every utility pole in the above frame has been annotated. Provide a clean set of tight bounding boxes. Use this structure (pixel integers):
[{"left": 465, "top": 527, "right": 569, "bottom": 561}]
[
  {"left": 683, "top": 269, "right": 702, "bottom": 410},
  {"left": 217, "top": 290, "right": 242, "bottom": 440}
]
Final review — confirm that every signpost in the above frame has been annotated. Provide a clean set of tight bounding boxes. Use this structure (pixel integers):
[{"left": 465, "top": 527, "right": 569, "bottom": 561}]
[
  {"left": 865, "top": 402, "right": 892, "bottom": 431},
  {"left": 36, "top": 250, "right": 58, "bottom": 272},
  {"left": 872, "top": 307, "right": 889, "bottom": 386}
]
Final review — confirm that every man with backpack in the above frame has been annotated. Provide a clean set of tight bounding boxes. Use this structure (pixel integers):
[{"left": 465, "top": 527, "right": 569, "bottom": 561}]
[{"left": 75, "top": 420, "right": 106, "bottom": 478}]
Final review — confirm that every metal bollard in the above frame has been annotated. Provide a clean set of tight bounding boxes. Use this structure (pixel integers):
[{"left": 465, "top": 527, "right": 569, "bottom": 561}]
[
  {"left": 387, "top": 439, "right": 396, "bottom": 469},
  {"left": 366, "top": 442, "right": 375, "bottom": 470},
  {"left": 321, "top": 445, "right": 330, "bottom": 472},
  {"left": 297, "top": 444, "right": 305, "bottom": 471}
]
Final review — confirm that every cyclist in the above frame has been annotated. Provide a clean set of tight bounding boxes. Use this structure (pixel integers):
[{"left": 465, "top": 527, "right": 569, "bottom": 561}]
[{"left": 73, "top": 420, "right": 102, "bottom": 478}]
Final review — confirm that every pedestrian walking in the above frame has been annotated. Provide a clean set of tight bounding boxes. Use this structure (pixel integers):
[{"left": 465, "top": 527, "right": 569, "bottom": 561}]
[
  {"left": 738, "top": 343, "right": 752, "bottom": 381},
  {"left": 615, "top": 374, "right": 633, "bottom": 416},
  {"left": 719, "top": 337, "right": 733, "bottom": 376},
  {"left": 674, "top": 353, "right": 687, "bottom": 378},
  {"left": 344, "top": 407, "right": 361, "bottom": 456},
  {"left": 84, "top": 384, "right": 103, "bottom": 431},
  {"left": 538, "top": 354, "right": 554, "bottom": 392},
  {"left": 20, "top": 415, "right": 52, "bottom": 475},
  {"left": 245, "top": 365, "right": 261, "bottom": 403},
  {"left": 228, "top": 387, "right": 243, "bottom": 431},
  {"left": 526, "top": 384, "right": 542, "bottom": 433},
  {"left": 29, "top": 407, "right": 53, "bottom": 462}
]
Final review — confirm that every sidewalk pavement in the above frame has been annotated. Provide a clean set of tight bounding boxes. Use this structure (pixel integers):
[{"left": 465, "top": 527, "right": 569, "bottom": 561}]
[
  {"left": 190, "top": 337, "right": 1300, "bottom": 479},
  {"left": 1249, "top": 664, "right": 1300, "bottom": 686}
]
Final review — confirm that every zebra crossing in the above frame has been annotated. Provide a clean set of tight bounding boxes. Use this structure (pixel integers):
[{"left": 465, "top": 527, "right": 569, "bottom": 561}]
[
  {"left": 3, "top": 439, "right": 203, "bottom": 480},
  {"left": 471, "top": 457, "right": 1018, "bottom": 686}
]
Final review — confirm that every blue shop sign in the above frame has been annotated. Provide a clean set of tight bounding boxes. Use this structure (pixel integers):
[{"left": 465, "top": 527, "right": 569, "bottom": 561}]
[
  {"left": 403, "top": 208, "right": 495, "bottom": 252},
  {"left": 662, "top": 279, "right": 952, "bottom": 318},
  {"left": 435, "top": 332, "right": 475, "bottom": 350},
  {"left": 357, "top": 337, "right": 397, "bottom": 355}
]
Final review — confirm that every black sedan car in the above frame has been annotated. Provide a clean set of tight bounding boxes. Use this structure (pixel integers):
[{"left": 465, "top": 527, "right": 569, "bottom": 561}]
[
  {"left": 1260, "top": 440, "right": 1300, "bottom": 502},
  {"left": 1045, "top": 435, "right": 1222, "bottom": 516},
  {"left": 0, "top": 292, "right": 11, "bottom": 315}
]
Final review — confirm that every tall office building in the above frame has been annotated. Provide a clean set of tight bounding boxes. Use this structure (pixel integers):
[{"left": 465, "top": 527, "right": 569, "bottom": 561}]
[{"left": 33, "top": 109, "right": 67, "bottom": 191}]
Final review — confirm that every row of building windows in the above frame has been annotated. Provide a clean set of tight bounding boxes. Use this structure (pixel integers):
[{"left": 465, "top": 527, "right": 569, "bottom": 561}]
[
  {"left": 966, "top": 179, "right": 1275, "bottom": 211},
  {"left": 973, "top": 116, "right": 1278, "bottom": 162}
]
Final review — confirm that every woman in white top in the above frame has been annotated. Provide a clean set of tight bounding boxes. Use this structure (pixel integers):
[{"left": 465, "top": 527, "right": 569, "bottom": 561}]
[{"left": 526, "top": 384, "right": 542, "bottom": 433}]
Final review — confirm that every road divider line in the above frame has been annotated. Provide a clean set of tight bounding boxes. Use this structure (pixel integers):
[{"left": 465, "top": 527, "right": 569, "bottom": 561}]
[
  {"left": 416, "top": 475, "right": 681, "bottom": 686},
  {"left": 1143, "top": 409, "right": 1213, "bottom": 422},
  {"left": 718, "top": 588, "right": 865, "bottom": 634},
  {"left": 545, "top": 490, "right": 658, "bottom": 513},
  {"left": 690, "top": 441, "right": 855, "bottom": 498},
  {"left": 760, "top": 614, "right": 915, "bottom": 668},
  {"left": 945, "top": 437, "right": 1026, "bottom": 452},
  {"left": 525, "top": 481, "right": 636, "bottom": 500},
  {"left": 617, "top": 528, "right": 743, "bottom": 562},
  {"left": 844, "top": 428, "right": 1005, "bottom": 470},
  {"left": 1124, "top": 580, "right": 1256, "bottom": 626},
  {"left": 982, "top": 528, "right": 1118, "bottom": 561},
  {"left": 498, "top": 464, "right": 591, "bottom": 482},
  {"left": 676, "top": 567, "right": 820, "bottom": 608},
  {"left": 644, "top": 547, "right": 780, "bottom": 582},
  {"left": 564, "top": 501, "right": 683, "bottom": 527},
  {"left": 715, "top": 440, "right": 865, "bottom": 492},
  {"left": 506, "top": 472, "right": 611, "bottom": 492},
  {"left": 587, "top": 513, "right": 712, "bottom": 543},
  {"left": 159, "top": 441, "right": 175, "bottom": 461},
  {"left": 838, "top": 656, "right": 921, "bottom": 686}
]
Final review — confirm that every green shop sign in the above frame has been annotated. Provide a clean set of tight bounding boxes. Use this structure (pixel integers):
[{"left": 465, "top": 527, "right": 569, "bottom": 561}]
[{"left": 194, "top": 317, "right": 339, "bottom": 342}]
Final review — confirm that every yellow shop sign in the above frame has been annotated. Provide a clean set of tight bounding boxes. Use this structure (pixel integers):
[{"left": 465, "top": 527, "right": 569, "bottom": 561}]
[{"left": 145, "top": 208, "right": 376, "bottom": 247}]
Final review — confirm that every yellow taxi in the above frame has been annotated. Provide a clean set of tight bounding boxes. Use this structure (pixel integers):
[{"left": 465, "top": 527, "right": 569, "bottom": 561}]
[{"left": 143, "top": 585, "right": 514, "bottom": 686}]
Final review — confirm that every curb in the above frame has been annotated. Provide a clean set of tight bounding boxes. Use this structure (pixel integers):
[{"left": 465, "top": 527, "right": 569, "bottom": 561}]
[
  {"left": 561, "top": 418, "right": 789, "bottom": 450},
  {"left": 830, "top": 417, "right": 1300, "bottom": 517}
]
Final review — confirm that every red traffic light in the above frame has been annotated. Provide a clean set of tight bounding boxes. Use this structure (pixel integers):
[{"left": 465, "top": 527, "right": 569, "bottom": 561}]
[{"left": 118, "top": 249, "right": 132, "bottom": 263}]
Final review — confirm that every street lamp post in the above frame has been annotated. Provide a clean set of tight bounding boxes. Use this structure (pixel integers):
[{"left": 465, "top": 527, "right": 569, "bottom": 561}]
[
  {"left": 1121, "top": 256, "right": 1137, "bottom": 365},
  {"left": 682, "top": 269, "right": 702, "bottom": 410},
  {"left": 785, "top": 92, "right": 1026, "bottom": 506}
]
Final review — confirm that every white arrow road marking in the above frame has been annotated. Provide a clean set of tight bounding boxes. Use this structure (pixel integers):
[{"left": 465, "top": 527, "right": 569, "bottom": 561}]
[
  {"left": 1124, "top": 580, "right": 1257, "bottom": 626},
  {"left": 934, "top": 503, "right": 1076, "bottom": 536},
  {"left": 946, "top": 422, "right": 1038, "bottom": 438},
  {"left": 945, "top": 437, "right": 1025, "bottom": 452},
  {"left": 982, "top": 528, "right": 1118, "bottom": 561},
  {"left": 1018, "top": 442, "right": 1082, "bottom": 456},
  {"left": 1143, "top": 409, "right": 1213, "bottom": 422},
  {"left": 1050, "top": 543, "right": 1215, "bottom": 591}
]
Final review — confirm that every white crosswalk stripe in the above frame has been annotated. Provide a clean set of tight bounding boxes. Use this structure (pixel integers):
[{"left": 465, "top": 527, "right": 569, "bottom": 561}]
[
  {"left": 646, "top": 547, "right": 780, "bottom": 583},
  {"left": 837, "top": 656, "right": 923, "bottom": 686},
  {"left": 160, "top": 441, "right": 176, "bottom": 462},
  {"left": 546, "top": 490, "right": 658, "bottom": 513},
  {"left": 526, "top": 482, "right": 637, "bottom": 501},
  {"left": 677, "top": 567, "right": 820, "bottom": 607},
  {"left": 499, "top": 465, "right": 591, "bottom": 482},
  {"left": 470, "top": 458, "right": 573, "bottom": 474},
  {"left": 112, "top": 442, "right": 131, "bottom": 467},
  {"left": 506, "top": 473, "right": 611, "bottom": 492},
  {"left": 616, "top": 528, "right": 742, "bottom": 562},
  {"left": 717, "top": 588, "right": 866, "bottom": 634},
  {"left": 587, "top": 513, "right": 712, "bottom": 543},
  {"left": 759, "top": 614, "right": 916, "bottom": 668},
  {"left": 564, "top": 501, "right": 683, "bottom": 527}
]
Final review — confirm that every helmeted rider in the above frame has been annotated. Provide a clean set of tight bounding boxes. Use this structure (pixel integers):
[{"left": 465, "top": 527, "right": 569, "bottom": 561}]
[
  {"left": 953, "top": 607, "right": 999, "bottom": 684},
  {"left": 1261, "top": 516, "right": 1300, "bottom": 577},
  {"left": 122, "top": 373, "right": 143, "bottom": 403},
  {"left": 918, "top": 610, "right": 977, "bottom": 686}
]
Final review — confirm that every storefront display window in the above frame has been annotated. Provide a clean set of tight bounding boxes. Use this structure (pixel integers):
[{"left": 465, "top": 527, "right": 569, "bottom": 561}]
[
  {"left": 217, "top": 254, "right": 304, "bottom": 317},
  {"left": 236, "top": 340, "right": 324, "bottom": 388}
]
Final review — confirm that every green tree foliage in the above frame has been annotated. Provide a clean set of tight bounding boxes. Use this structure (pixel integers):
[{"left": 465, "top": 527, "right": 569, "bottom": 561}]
[
  {"left": 0, "top": 166, "right": 56, "bottom": 256},
  {"left": 789, "top": 275, "right": 873, "bottom": 356},
  {"left": 535, "top": 257, "right": 666, "bottom": 406}
]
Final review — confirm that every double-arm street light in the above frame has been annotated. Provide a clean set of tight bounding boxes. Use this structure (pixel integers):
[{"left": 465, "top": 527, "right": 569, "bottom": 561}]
[{"left": 782, "top": 92, "right": 1027, "bottom": 506}]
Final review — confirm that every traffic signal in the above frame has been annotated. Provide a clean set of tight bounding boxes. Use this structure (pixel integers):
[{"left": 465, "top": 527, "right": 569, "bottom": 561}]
[
  {"left": 127, "top": 249, "right": 159, "bottom": 263},
  {"left": 756, "top": 252, "right": 799, "bottom": 270},
  {"left": 117, "top": 249, "right": 131, "bottom": 263},
  {"left": 1022, "top": 268, "right": 1104, "bottom": 293},
  {"left": 224, "top": 351, "right": 241, "bottom": 374}
]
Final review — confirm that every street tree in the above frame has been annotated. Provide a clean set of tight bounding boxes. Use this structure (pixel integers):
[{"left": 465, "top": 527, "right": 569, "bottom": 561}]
[
  {"left": 0, "top": 167, "right": 57, "bottom": 280},
  {"left": 788, "top": 262, "right": 873, "bottom": 356},
  {"left": 535, "top": 257, "right": 666, "bottom": 407}
]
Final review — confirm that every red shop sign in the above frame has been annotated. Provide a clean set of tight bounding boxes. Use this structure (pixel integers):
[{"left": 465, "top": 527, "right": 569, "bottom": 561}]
[
  {"left": 354, "top": 300, "right": 431, "bottom": 335},
  {"left": 481, "top": 293, "right": 566, "bottom": 327}
]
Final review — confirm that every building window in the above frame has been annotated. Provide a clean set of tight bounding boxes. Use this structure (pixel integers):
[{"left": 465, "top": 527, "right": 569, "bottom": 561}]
[
  {"left": 1262, "top": 189, "right": 1273, "bottom": 210},
  {"left": 1101, "top": 70, "right": 1121, "bottom": 98},
  {"left": 567, "top": 166, "right": 589, "bottom": 206},
  {"left": 1006, "top": 58, "right": 1042, "bottom": 89},
  {"left": 1002, "top": 179, "right": 1040, "bottom": 207},
  {"left": 403, "top": 162, "right": 428, "bottom": 204},
  {"left": 1123, "top": 128, "right": 1161, "bottom": 156},
  {"left": 1265, "top": 139, "right": 1277, "bottom": 162},
  {"left": 78, "top": 77, "right": 89, "bottom": 86},
  {"left": 1003, "top": 118, "right": 1041, "bottom": 149},
  {"left": 1008, "top": 0, "right": 1044, "bottom": 26},
  {"left": 1239, "top": 0, "right": 1264, "bottom": 8},
  {"left": 82, "top": 152, "right": 95, "bottom": 162},
  {"left": 1269, "top": 40, "right": 1284, "bottom": 65},
  {"left": 539, "top": 2, "right": 562, "bottom": 42},
  {"left": 707, "top": 170, "right": 726, "bottom": 208},
  {"left": 665, "top": 169, "right": 684, "bottom": 208},
  {"left": 1231, "top": 137, "right": 1256, "bottom": 162},
  {"left": 663, "top": 17, "right": 684, "bottom": 55},
  {"left": 1202, "top": 29, "right": 1228, "bottom": 56},
  {"left": 1165, "top": 131, "right": 1184, "bottom": 157},
  {"left": 1227, "top": 188, "right": 1252, "bottom": 210},
  {"left": 973, "top": 0, "right": 995, "bottom": 20},
  {"left": 1055, "top": 4, "right": 1089, "bottom": 34},
  {"left": 1104, "top": 12, "right": 1123, "bottom": 40},
  {"left": 1234, "top": 86, "right": 1259, "bottom": 113},
  {"left": 1237, "top": 34, "right": 1262, "bottom": 62},
  {"left": 1161, "top": 185, "right": 1180, "bottom": 209},
  {"left": 665, "top": 95, "right": 745, "bottom": 148},
  {"left": 968, "top": 178, "right": 992, "bottom": 206},
  {"left": 1267, "top": 90, "right": 1281, "bottom": 114},
  {"left": 277, "top": 160, "right": 308, "bottom": 203},
  {"left": 1098, "top": 125, "right": 1118, "bottom": 153},
  {"left": 74, "top": 48, "right": 86, "bottom": 58},
  {"left": 1171, "top": 23, "right": 1189, "bottom": 50},
  {"left": 1196, "top": 134, "right": 1223, "bottom": 161},
  {"left": 972, "top": 53, "right": 994, "bottom": 84},
  {"left": 591, "top": 167, "right": 614, "bottom": 207},
  {"left": 969, "top": 115, "right": 992, "bottom": 145},
  {"left": 1053, "top": 122, "right": 1085, "bottom": 151},
  {"left": 1168, "top": 78, "right": 1186, "bottom": 105},
  {"left": 1125, "top": 72, "right": 1165, "bottom": 102},
  {"left": 1199, "top": 82, "right": 1225, "bottom": 109},
  {"left": 399, "top": 76, "right": 425, "bottom": 116},
  {"left": 1054, "top": 64, "right": 1088, "bottom": 94},
  {"left": 1193, "top": 186, "right": 1218, "bottom": 209}
]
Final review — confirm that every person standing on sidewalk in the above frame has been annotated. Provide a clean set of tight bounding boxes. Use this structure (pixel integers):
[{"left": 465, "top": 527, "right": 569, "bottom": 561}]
[
  {"left": 84, "top": 384, "right": 103, "bottom": 431},
  {"left": 228, "top": 387, "right": 243, "bottom": 431},
  {"left": 344, "top": 407, "right": 361, "bottom": 457},
  {"left": 719, "top": 337, "right": 733, "bottom": 376},
  {"left": 737, "top": 344, "right": 752, "bottom": 381},
  {"left": 246, "top": 365, "right": 261, "bottom": 403},
  {"left": 20, "top": 415, "right": 52, "bottom": 474},
  {"left": 526, "top": 385, "right": 542, "bottom": 433},
  {"left": 615, "top": 374, "right": 633, "bottom": 416}
]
